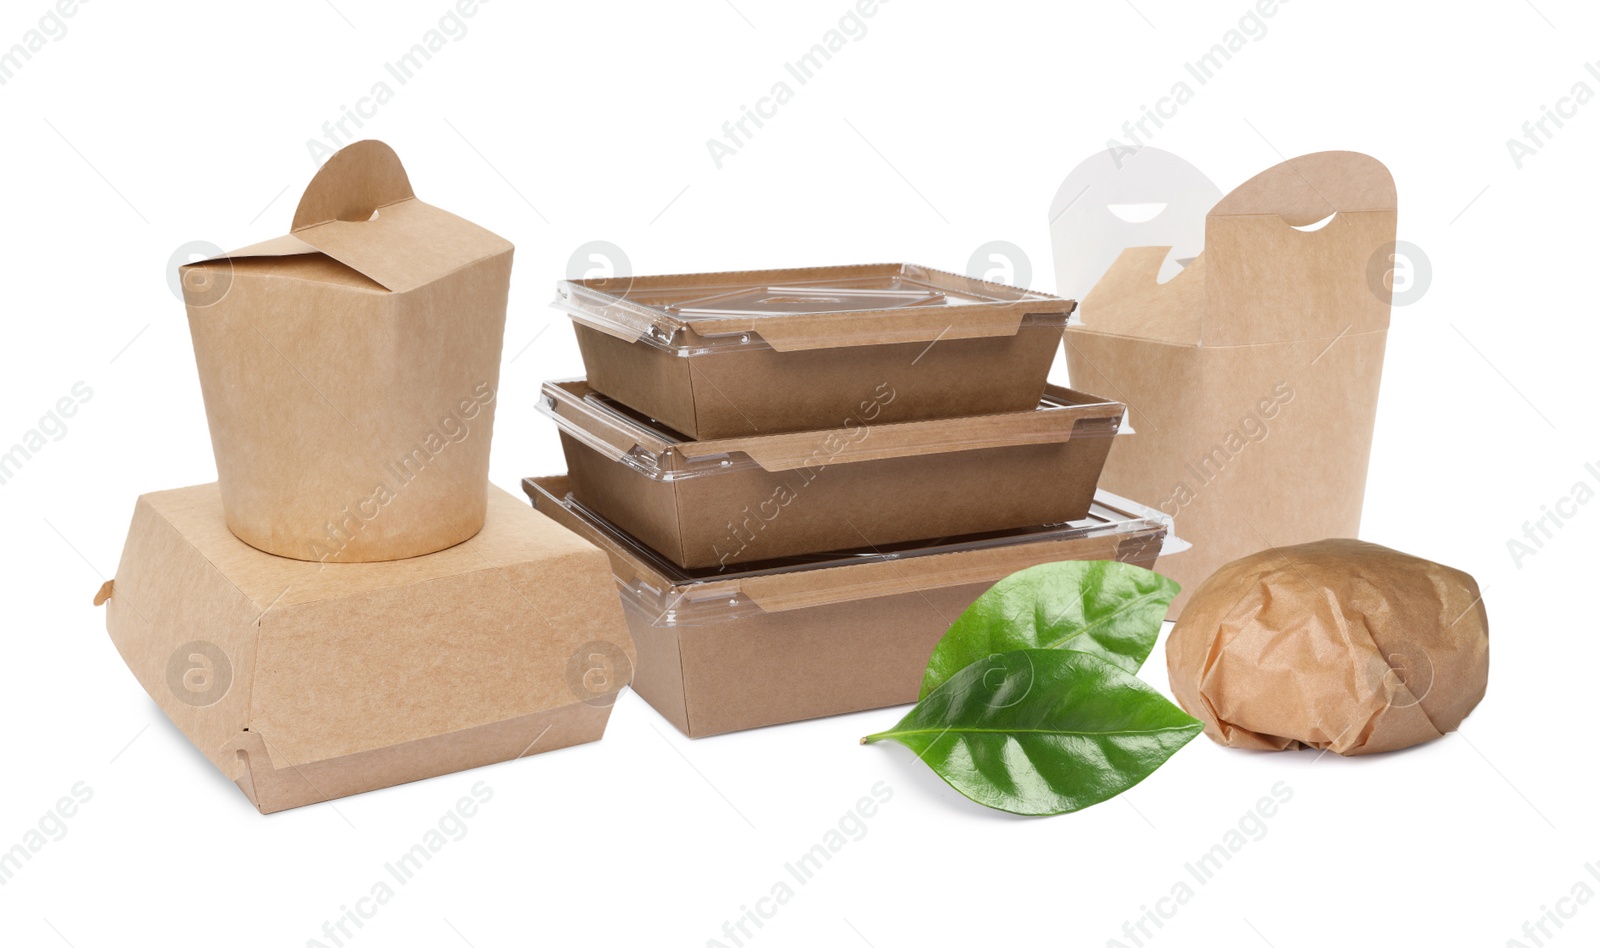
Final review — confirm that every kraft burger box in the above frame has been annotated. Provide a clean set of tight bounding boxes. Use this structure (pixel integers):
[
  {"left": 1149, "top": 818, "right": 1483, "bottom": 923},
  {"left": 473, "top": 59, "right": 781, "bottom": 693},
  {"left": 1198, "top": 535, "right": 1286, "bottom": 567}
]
[
  {"left": 541, "top": 378, "right": 1124, "bottom": 569},
  {"left": 179, "top": 139, "right": 513, "bottom": 563},
  {"left": 554, "top": 263, "right": 1074, "bottom": 439},
  {"left": 99, "top": 138, "right": 621, "bottom": 813},
  {"left": 99, "top": 485, "right": 634, "bottom": 814},
  {"left": 1062, "top": 151, "right": 1395, "bottom": 612},
  {"left": 525, "top": 476, "right": 1181, "bottom": 737}
]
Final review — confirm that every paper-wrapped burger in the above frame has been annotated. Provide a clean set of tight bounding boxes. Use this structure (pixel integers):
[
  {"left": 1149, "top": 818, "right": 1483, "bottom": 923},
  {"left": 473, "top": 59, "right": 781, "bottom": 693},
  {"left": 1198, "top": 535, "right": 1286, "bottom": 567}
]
[{"left": 1166, "top": 539, "right": 1489, "bottom": 756}]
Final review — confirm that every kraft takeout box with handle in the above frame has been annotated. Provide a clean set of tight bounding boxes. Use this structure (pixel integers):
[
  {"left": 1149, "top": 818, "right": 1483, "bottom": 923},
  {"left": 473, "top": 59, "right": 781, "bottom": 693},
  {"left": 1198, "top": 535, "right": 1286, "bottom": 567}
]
[
  {"left": 179, "top": 140, "right": 514, "bottom": 563},
  {"left": 540, "top": 378, "right": 1124, "bottom": 569},
  {"left": 98, "top": 483, "right": 633, "bottom": 814},
  {"left": 554, "top": 263, "right": 1074, "bottom": 439},
  {"left": 1061, "top": 151, "right": 1396, "bottom": 614},
  {"left": 524, "top": 475, "right": 1182, "bottom": 737}
]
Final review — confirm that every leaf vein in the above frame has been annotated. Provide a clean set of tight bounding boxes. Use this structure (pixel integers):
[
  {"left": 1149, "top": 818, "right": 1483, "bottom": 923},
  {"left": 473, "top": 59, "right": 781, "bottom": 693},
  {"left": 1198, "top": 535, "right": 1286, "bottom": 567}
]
[{"left": 882, "top": 725, "right": 1202, "bottom": 739}]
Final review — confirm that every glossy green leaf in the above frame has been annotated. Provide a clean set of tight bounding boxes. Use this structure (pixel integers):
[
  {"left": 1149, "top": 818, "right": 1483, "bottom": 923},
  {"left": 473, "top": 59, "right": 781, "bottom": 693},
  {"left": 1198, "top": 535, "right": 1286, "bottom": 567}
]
[
  {"left": 865, "top": 650, "right": 1202, "bottom": 816},
  {"left": 919, "top": 561, "right": 1180, "bottom": 699}
]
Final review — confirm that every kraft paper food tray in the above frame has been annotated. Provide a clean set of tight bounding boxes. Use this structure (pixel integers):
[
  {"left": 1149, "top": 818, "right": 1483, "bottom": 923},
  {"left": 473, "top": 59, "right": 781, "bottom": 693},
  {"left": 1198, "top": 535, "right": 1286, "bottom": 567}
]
[
  {"left": 179, "top": 140, "right": 513, "bottom": 563},
  {"left": 554, "top": 263, "right": 1075, "bottom": 439},
  {"left": 540, "top": 378, "right": 1125, "bottom": 569},
  {"left": 524, "top": 475, "right": 1185, "bottom": 737},
  {"left": 99, "top": 484, "right": 633, "bottom": 814},
  {"left": 1061, "top": 151, "right": 1394, "bottom": 614}
]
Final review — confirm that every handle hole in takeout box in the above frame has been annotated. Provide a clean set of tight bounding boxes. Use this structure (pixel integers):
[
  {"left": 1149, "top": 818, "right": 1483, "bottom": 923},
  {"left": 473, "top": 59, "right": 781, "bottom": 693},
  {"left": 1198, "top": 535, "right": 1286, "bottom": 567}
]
[
  {"left": 1290, "top": 211, "right": 1337, "bottom": 233},
  {"left": 1105, "top": 203, "right": 1168, "bottom": 224},
  {"left": 335, "top": 208, "right": 381, "bottom": 223}
]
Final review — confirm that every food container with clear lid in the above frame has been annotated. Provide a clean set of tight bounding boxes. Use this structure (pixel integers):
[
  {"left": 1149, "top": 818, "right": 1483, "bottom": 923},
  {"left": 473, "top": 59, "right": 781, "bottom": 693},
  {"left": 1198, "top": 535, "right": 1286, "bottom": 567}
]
[
  {"left": 539, "top": 377, "right": 1125, "bottom": 570},
  {"left": 553, "top": 263, "right": 1075, "bottom": 439},
  {"left": 523, "top": 475, "right": 1183, "bottom": 737}
]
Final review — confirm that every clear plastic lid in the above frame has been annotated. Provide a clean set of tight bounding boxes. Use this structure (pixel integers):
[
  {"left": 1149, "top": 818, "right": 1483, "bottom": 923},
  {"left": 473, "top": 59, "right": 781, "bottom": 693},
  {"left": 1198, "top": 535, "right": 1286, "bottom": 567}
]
[
  {"left": 553, "top": 263, "right": 1077, "bottom": 355},
  {"left": 524, "top": 476, "right": 1186, "bottom": 627},
  {"left": 538, "top": 379, "right": 1126, "bottom": 482},
  {"left": 668, "top": 283, "right": 948, "bottom": 318}
]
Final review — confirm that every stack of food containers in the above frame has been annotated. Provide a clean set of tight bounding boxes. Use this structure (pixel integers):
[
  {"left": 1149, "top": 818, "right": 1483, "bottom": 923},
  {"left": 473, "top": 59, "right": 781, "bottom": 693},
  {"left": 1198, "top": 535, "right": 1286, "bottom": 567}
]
[{"left": 528, "top": 263, "right": 1183, "bottom": 737}]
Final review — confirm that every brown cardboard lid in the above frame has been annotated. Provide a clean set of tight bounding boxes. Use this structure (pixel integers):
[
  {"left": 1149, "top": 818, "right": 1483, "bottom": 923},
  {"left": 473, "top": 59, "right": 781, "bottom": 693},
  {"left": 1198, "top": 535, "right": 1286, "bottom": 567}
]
[
  {"left": 184, "top": 141, "right": 512, "bottom": 294},
  {"left": 554, "top": 263, "right": 1076, "bottom": 353},
  {"left": 539, "top": 379, "right": 1124, "bottom": 478},
  {"left": 523, "top": 475, "right": 1181, "bottom": 619},
  {"left": 140, "top": 484, "right": 589, "bottom": 609}
]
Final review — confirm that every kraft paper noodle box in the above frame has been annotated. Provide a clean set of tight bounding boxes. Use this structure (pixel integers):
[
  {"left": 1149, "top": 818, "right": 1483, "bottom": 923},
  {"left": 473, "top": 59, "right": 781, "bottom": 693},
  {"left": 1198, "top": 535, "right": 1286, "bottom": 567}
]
[
  {"left": 179, "top": 140, "right": 514, "bottom": 563},
  {"left": 540, "top": 379, "right": 1125, "bottom": 569},
  {"left": 98, "top": 484, "right": 633, "bottom": 814},
  {"left": 1062, "top": 151, "right": 1394, "bottom": 614},
  {"left": 554, "top": 263, "right": 1074, "bottom": 440},
  {"left": 524, "top": 476, "right": 1182, "bottom": 737}
]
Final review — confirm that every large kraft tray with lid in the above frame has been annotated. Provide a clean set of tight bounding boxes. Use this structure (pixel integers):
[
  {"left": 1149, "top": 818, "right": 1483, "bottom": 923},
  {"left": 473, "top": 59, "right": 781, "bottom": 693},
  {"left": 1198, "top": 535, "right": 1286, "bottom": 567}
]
[{"left": 523, "top": 475, "right": 1180, "bottom": 737}]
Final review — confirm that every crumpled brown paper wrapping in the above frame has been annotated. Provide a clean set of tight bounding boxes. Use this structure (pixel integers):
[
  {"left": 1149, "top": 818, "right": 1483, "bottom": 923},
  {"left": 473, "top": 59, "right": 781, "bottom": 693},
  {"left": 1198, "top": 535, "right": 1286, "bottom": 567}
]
[{"left": 1166, "top": 539, "right": 1489, "bottom": 755}]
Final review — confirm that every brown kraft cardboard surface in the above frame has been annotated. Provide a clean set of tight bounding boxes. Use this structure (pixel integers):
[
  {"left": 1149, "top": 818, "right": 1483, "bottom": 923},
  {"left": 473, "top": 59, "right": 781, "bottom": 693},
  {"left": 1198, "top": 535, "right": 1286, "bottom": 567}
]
[
  {"left": 180, "top": 140, "right": 514, "bottom": 563},
  {"left": 558, "top": 263, "right": 1074, "bottom": 439},
  {"left": 100, "top": 484, "right": 633, "bottom": 814},
  {"left": 524, "top": 476, "right": 1171, "bottom": 737},
  {"left": 543, "top": 379, "right": 1124, "bottom": 569},
  {"left": 1063, "top": 151, "right": 1395, "bottom": 614}
]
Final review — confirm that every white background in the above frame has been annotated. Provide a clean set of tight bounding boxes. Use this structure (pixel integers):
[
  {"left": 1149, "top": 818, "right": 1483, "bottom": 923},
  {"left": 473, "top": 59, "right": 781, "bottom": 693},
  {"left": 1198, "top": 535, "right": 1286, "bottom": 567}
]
[{"left": 1, "top": 1, "right": 1595, "bottom": 946}]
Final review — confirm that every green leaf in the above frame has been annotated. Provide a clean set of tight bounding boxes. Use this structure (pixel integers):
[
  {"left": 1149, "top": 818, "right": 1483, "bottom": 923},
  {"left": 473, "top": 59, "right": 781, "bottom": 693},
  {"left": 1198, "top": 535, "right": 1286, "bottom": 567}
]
[
  {"left": 865, "top": 650, "right": 1202, "bottom": 816},
  {"left": 919, "top": 561, "right": 1180, "bottom": 699}
]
